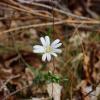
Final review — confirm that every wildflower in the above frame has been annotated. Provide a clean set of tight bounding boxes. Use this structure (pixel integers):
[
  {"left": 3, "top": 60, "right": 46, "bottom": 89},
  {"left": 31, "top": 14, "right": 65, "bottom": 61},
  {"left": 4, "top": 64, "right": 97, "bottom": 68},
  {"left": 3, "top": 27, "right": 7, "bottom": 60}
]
[{"left": 33, "top": 36, "right": 62, "bottom": 62}]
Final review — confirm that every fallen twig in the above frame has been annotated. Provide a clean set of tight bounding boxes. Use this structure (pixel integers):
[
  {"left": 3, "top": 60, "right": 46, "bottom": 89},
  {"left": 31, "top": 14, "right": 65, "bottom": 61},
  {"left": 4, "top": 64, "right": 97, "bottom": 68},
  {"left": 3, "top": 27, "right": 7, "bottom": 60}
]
[
  {"left": 0, "top": 1, "right": 59, "bottom": 20},
  {"left": 0, "top": 74, "right": 20, "bottom": 91},
  {"left": 3, "top": 84, "right": 31, "bottom": 100},
  {"left": 8, "top": 0, "right": 60, "bottom": 20},
  {"left": 2, "top": 19, "right": 100, "bottom": 34}
]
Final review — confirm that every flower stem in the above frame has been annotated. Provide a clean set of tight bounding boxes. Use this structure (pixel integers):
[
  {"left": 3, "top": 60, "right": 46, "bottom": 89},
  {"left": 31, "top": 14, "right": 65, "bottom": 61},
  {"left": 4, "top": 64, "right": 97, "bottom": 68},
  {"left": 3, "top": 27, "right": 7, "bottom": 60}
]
[{"left": 51, "top": 57, "right": 56, "bottom": 100}]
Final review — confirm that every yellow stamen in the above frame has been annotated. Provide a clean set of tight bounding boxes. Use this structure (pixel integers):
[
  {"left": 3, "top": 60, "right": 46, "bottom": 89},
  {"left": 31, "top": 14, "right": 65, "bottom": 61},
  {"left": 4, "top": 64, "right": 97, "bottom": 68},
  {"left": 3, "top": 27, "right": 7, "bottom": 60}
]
[{"left": 45, "top": 46, "right": 52, "bottom": 53}]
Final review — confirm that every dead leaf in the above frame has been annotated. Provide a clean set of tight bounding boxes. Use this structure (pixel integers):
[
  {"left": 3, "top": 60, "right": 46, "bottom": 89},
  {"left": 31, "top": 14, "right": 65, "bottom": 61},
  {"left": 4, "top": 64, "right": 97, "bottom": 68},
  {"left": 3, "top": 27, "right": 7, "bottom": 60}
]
[{"left": 47, "top": 83, "right": 62, "bottom": 100}]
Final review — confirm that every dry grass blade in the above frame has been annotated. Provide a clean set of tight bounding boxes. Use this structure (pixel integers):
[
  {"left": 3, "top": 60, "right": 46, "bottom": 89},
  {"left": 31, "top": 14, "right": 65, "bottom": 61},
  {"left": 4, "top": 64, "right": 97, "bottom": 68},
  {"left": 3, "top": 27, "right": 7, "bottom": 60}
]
[{"left": 1, "top": 19, "right": 100, "bottom": 34}]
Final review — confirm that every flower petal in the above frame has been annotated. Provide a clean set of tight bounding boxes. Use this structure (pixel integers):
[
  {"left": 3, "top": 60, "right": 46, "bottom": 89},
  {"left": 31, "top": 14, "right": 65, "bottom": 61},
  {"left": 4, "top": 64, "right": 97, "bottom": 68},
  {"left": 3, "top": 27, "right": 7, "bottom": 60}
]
[
  {"left": 53, "top": 49, "right": 62, "bottom": 53},
  {"left": 33, "top": 49, "right": 44, "bottom": 53},
  {"left": 52, "top": 43, "right": 62, "bottom": 48},
  {"left": 40, "top": 37, "right": 46, "bottom": 46},
  {"left": 51, "top": 52, "right": 57, "bottom": 57},
  {"left": 51, "top": 39, "right": 60, "bottom": 47},
  {"left": 47, "top": 53, "right": 51, "bottom": 61},
  {"left": 42, "top": 53, "right": 47, "bottom": 61},
  {"left": 33, "top": 45, "right": 44, "bottom": 49},
  {"left": 33, "top": 45, "right": 44, "bottom": 53},
  {"left": 45, "top": 36, "right": 50, "bottom": 46}
]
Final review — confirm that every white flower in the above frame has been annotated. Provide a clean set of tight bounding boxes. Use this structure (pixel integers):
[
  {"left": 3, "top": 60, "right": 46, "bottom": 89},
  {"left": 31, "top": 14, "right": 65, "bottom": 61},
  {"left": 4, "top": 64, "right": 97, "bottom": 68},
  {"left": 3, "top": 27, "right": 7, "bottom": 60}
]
[{"left": 33, "top": 36, "right": 62, "bottom": 62}]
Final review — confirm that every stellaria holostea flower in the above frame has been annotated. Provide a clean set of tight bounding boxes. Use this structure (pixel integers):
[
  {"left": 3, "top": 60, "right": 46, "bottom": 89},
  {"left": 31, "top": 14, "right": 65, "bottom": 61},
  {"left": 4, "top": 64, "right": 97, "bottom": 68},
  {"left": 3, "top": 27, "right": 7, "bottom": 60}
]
[{"left": 33, "top": 36, "right": 62, "bottom": 61}]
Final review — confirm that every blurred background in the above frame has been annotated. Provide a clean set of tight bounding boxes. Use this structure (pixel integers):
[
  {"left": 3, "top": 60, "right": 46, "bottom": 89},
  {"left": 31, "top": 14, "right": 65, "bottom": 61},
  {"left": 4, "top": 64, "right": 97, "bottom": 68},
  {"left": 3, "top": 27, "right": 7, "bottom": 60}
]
[{"left": 0, "top": 0, "right": 100, "bottom": 100}]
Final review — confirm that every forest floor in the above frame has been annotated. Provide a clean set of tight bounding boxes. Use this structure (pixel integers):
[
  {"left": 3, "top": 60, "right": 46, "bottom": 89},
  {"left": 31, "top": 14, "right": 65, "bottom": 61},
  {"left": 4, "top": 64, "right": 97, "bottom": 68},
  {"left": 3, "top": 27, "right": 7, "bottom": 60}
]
[{"left": 0, "top": 0, "right": 100, "bottom": 100}]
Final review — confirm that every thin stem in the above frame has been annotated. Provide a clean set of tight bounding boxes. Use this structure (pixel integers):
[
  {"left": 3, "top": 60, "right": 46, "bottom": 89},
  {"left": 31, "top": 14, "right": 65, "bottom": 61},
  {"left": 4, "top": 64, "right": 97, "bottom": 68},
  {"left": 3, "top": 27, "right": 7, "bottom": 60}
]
[{"left": 51, "top": 57, "right": 56, "bottom": 100}]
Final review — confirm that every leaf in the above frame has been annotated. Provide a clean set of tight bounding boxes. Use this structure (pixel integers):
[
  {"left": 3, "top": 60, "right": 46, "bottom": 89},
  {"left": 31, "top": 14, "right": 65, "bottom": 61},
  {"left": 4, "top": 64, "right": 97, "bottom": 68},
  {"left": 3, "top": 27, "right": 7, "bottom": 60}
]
[{"left": 47, "top": 83, "right": 62, "bottom": 100}]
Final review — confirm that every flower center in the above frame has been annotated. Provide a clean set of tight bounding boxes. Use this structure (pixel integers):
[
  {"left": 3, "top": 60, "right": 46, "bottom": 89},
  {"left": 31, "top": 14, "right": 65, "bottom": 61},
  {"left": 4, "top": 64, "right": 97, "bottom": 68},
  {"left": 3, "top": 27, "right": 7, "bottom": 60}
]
[{"left": 45, "top": 46, "right": 52, "bottom": 53}]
